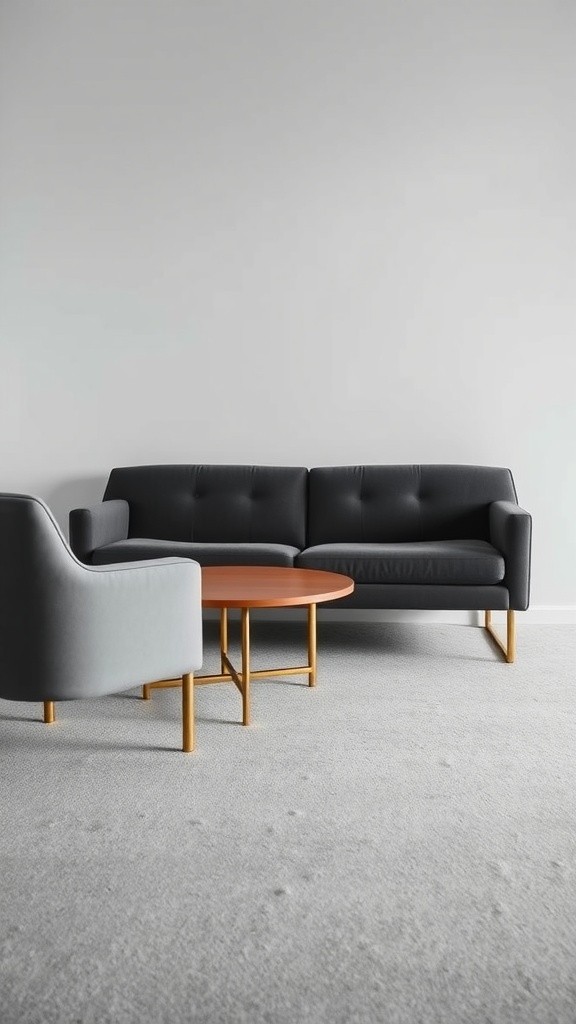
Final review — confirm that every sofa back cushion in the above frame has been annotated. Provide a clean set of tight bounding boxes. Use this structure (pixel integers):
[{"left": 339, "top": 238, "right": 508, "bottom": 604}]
[
  {"left": 307, "top": 465, "right": 517, "bottom": 544},
  {"left": 103, "top": 465, "right": 308, "bottom": 547}
]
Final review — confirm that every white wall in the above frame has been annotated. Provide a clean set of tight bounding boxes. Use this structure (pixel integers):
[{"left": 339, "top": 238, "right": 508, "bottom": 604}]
[{"left": 1, "top": 1, "right": 575, "bottom": 612}]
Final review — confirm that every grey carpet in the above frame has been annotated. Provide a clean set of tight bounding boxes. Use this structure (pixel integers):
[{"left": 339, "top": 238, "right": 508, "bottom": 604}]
[{"left": 1, "top": 622, "right": 575, "bottom": 1024}]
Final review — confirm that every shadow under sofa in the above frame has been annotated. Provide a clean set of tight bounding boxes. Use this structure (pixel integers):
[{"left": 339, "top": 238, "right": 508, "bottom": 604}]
[{"left": 69, "top": 463, "right": 532, "bottom": 663}]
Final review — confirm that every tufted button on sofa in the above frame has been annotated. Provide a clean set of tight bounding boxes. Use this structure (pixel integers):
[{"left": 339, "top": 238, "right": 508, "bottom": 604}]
[{"left": 70, "top": 464, "right": 531, "bottom": 662}]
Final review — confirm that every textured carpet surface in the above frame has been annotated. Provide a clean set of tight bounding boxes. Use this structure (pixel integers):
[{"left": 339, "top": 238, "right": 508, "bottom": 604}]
[{"left": 1, "top": 621, "right": 575, "bottom": 1024}]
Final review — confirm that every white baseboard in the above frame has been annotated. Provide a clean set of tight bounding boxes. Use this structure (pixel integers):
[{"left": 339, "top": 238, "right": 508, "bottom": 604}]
[
  {"left": 203, "top": 607, "right": 576, "bottom": 625},
  {"left": 521, "top": 606, "right": 576, "bottom": 624}
]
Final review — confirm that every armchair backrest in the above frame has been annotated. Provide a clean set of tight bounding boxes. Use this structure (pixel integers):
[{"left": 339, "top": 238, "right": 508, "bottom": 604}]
[
  {"left": 0, "top": 493, "right": 80, "bottom": 690},
  {"left": 0, "top": 492, "right": 75, "bottom": 597}
]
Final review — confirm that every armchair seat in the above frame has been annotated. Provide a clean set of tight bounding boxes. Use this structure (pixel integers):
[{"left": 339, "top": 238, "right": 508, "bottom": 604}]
[{"left": 297, "top": 540, "right": 505, "bottom": 586}]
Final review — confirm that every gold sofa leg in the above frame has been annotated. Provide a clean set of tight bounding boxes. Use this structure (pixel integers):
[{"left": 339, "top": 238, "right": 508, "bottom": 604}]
[
  {"left": 43, "top": 701, "right": 55, "bottom": 723},
  {"left": 485, "top": 610, "right": 516, "bottom": 663}
]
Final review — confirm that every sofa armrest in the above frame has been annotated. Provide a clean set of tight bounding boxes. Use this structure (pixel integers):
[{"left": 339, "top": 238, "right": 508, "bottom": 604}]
[
  {"left": 489, "top": 500, "right": 532, "bottom": 610},
  {"left": 69, "top": 499, "right": 130, "bottom": 564}
]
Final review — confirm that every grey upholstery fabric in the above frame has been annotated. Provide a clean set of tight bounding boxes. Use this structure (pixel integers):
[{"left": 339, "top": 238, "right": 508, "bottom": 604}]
[
  {"left": 93, "top": 539, "right": 299, "bottom": 567},
  {"left": 296, "top": 540, "right": 505, "bottom": 585},
  {"left": 0, "top": 494, "right": 202, "bottom": 704},
  {"left": 307, "top": 465, "right": 518, "bottom": 544},
  {"left": 102, "top": 464, "right": 308, "bottom": 547},
  {"left": 69, "top": 498, "right": 129, "bottom": 564},
  {"left": 489, "top": 501, "right": 532, "bottom": 610}
]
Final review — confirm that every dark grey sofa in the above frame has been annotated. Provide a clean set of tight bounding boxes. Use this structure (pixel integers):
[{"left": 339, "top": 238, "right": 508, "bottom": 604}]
[{"left": 70, "top": 464, "right": 531, "bottom": 662}]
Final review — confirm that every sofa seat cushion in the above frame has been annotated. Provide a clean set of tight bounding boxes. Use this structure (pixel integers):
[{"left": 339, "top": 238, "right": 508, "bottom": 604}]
[
  {"left": 92, "top": 539, "right": 300, "bottom": 568},
  {"left": 296, "top": 540, "right": 505, "bottom": 586}
]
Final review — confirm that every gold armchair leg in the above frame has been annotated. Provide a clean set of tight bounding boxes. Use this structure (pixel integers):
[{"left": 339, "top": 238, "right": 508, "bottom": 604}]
[
  {"left": 43, "top": 701, "right": 55, "bottom": 724},
  {"left": 182, "top": 672, "right": 195, "bottom": 752},
  {"left": 485, "top": 610, "right": 516, "bottom": 663},
  {"left": 142, "top": 684, "right": 151, "bottom": 700}
]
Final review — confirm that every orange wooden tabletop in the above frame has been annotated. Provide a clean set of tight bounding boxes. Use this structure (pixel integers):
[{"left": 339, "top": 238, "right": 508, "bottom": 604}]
[{"left": 201, "top": 565, "right": 354, "bottom": 608}]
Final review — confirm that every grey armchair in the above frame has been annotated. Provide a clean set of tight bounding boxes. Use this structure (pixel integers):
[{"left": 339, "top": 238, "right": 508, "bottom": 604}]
[{"left": 0, "top": 494, "right": 203, "bottom": 752}]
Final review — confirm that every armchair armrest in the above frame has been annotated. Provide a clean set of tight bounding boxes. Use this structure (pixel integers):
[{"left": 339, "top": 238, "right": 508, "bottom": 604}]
[
  {"left": 47, "top": 556, "right": 203, "bottom": 699},
  {"left": 69, "top": 499, "right": 129, "bottom": 564},
  {"left": 489, "top": 500, "right": 532, "bottom": 610}
]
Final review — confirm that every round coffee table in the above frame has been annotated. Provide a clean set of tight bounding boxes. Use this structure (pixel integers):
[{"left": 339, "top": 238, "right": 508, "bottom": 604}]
[{"left": 144, "top": 566, "right": 354, "bottom": 728}]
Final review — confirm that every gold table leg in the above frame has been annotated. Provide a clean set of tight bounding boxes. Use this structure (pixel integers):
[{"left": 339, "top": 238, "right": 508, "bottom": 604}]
[
  {"left": 144, "top": 604, "right": 316, "bottom": 728},
  {"left": 241, "top": 607, "right": 250, "bottom": 726},
  {"left": 220, "top": 607, "right": 228, "bottom": 674},
  {"left": 308, "top": 603, "right": 317, "bottom": 686}
]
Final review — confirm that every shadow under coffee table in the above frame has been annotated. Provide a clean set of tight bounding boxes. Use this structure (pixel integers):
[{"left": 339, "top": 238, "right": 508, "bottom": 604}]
[{"left": 144, "top": 565, "right": 354, "bottom": 726}]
